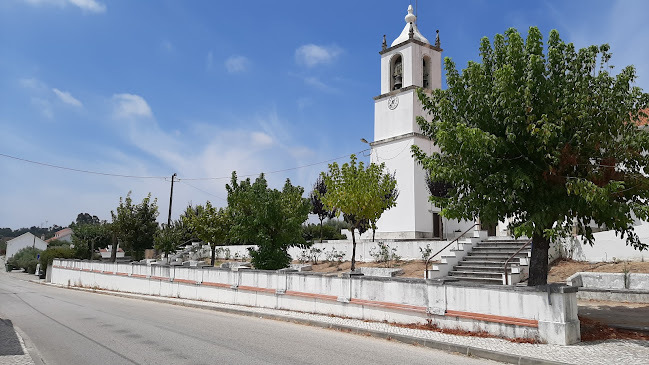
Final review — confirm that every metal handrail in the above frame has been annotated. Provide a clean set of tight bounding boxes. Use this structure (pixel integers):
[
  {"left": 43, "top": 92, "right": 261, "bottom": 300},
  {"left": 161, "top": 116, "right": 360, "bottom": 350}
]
[
  {"left": 503, "top": 239, "right": 532, "bottom": 285},
  {"left": 425, "top": 223, "right": 478, "bottom": 279}
]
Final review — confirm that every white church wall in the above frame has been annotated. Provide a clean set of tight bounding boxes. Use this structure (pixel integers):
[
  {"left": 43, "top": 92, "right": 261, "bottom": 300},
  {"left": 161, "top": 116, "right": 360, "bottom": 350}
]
[
  {"left": 372, "top": 137, "right": 418, "bottom": 237},
  {"left": 374, "top": 94, "right": 417, "bottom": 141},
  {"left": 568, "top": 222, "right": 649, "bottom": 262}
]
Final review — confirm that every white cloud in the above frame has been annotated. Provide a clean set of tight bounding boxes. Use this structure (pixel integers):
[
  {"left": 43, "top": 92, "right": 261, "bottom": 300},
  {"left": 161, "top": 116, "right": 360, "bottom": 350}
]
[
  {"left": 225, "top": 55, "right": 250, "bottom": 73},
  {"left": 112, "top": 93, "right": 153, "bottom": 119},
  {"left": 20, "top": 77, "right": 47, "bottom": 91},
  {"left": 52, "top": 88, "right": 83, "bottom": 107},
  {"left": 22, "top": 0, "right": 106, "bottom": 13},
  {"left": 251, "top": 131, "right": 274, "bottom": 147},
  {"left": 295, "top": 44, "right": 342, "bottom": 67}
]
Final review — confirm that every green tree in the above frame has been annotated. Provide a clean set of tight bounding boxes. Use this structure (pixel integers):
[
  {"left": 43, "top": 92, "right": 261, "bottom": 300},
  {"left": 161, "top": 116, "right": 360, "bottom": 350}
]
[
  {"left": 70, "top": 212, "right": 100, "bottom": 228},
  {"left": 413, "top": 26, "right": 649, "bottom": 285},
  {"left": 71, "top": 223, "right": 111, "bottom": 260},
  {"left": 310, "top": 175, "right": 337, "bottom": 243},
  {"left": 321, "top": 154, "right": 398, "bottom": 271},
  {"left": 186, "top": 202, "right": 231, "bottom": 266},
  {"left": 226, "top": 172, "right": 310, "bottom": 270},
  {"left": 111, "top": 192, "right": 160, "bottom": 261},
  {"left": 154, "top": 223, "right": 182, "bottom": 260}
]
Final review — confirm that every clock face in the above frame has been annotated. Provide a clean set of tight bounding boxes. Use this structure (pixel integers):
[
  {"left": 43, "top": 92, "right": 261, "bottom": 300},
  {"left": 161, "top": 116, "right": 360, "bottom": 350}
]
[{"left": 387, "top": 96, "right": 399, "bottom": 110}]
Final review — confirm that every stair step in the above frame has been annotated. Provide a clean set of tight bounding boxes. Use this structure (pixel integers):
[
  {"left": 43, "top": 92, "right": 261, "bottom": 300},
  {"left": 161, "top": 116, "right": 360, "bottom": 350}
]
[
  {"left": 447, "top": 275, "right": 503, "bottom": 283},
  {"left": 454, "top": 265, "right": 515, "bottom": 271},
  {"left": 449, "top": 270, "right": 503, "bottom": 277},
  {"left": 466, "top": 254, "right": 528, "bottom": 259}
]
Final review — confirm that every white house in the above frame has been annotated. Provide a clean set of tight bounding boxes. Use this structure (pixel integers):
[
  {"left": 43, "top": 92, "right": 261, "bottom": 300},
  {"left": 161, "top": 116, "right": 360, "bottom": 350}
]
[
  {"left": 46, "top": 227, "right": 73, "bottom": 243},
  {"left": 6, "top": 232, "right": 48, "bottom": 259}
]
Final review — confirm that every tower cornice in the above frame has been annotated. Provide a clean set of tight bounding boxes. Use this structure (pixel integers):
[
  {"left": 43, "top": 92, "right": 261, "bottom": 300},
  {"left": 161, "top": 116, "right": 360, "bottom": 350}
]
[
  {"left": 379, "top": 39, "right": 442, "bottom": 56},
  {"left": 374, "top": 85, "right": 433, "bottom": 101}
]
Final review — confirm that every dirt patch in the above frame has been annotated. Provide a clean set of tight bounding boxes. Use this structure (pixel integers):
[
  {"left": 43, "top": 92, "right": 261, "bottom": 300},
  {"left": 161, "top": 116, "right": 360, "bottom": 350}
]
[
  {"left": 548, "top": 259, "right": 649, "bottom": 283},
  {"left": 579, "top": 316, "right": 649, "bottom": 341},
  {"left": 303, "top": 260, "right": 431, "bottom": 278}
]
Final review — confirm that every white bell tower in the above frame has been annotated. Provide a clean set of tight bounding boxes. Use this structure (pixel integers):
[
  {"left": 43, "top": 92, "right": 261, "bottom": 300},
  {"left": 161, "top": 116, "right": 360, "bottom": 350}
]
[{"left": 369, "top": 5, "right": 443, "bottom": 239}]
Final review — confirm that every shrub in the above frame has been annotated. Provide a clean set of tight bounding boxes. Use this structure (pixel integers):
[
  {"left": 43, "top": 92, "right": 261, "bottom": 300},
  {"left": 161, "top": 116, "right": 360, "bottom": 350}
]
[
  {"left": 39, "top": 246, "right": 75, "bottom": 274},
  {"left": 369, "top": 242, "right": 400, "bottom": 268},
  {"left": 8, "top": 247, "right": 42, "bottom": 274}
]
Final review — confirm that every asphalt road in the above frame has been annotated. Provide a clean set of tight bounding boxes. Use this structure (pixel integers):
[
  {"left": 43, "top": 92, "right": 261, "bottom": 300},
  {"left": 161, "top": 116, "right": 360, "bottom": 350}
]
[{"left": 0, "top": 269, "right": 501, "bottom": 365}]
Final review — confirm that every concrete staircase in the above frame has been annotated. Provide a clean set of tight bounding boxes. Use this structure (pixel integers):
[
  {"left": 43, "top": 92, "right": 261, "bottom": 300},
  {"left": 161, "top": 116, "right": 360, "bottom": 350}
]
[{"left": 447, "top": 238, "right": 531, "bottom": 285}]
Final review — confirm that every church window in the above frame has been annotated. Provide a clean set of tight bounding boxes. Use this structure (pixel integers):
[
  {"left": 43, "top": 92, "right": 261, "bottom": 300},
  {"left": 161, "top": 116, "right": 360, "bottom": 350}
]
[
  {"left": 391, "top": 54, "right": 403, "bottom": 90},
  {"left": 422, "top": 56, "right": 430, "bottom": 89}
]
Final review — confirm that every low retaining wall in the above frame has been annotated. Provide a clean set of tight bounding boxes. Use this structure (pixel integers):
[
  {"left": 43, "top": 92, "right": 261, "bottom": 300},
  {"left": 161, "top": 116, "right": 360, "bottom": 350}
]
[
  {"left": 51, "top": 259, "right": 580, "bottom": 345},
  {"left": 567, "top": 272, "right": 649, "bottom": 303}
]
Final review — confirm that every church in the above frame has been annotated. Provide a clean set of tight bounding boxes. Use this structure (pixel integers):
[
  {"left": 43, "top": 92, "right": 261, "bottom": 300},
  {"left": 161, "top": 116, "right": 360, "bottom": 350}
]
[{"left": 367, "top": 5, "right": 476, "bottom": 240}]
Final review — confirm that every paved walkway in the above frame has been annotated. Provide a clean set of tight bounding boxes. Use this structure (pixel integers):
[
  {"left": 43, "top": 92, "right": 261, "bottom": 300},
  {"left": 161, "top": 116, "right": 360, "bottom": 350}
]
[
  {"left": 40, "top": 282, "right": 649, "bottom": 365},
  {"left": 0, "top": 318, "right": 35, "bottom": 365}
]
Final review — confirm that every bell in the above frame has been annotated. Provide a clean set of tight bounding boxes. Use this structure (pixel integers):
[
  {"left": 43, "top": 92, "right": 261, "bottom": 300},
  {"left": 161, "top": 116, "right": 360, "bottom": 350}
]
[{"left": 394, "top": 76, "right": 402, "bottom": 90}]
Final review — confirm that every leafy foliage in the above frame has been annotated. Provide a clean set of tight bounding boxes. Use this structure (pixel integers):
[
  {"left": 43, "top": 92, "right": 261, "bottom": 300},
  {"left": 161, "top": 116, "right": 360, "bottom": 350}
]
[
  {"left": 301, "top": 221, "right": 347, "bottom": 243},
  {"left": 310, "top": 175, "right": 337, "bottom": 242},
  {"left": 184, "top": 202, "right": 231, "bottom": 266},
  {"left": 70, "top": 212, "right": 100, "bottom": 228},
  {"left": 71, "top": 223, "right": 111, "bottom": 260},
  {"left": 154, "top": 223, "right": 183, "bottom": 260},
  {"left": 226, "top": 172, "right": 310, "bottom": 270},
  {"left": 7, "top": 247, "right": 42, "bottom": 274},
  {"left": 321, "top": 154, "right": 398, "bottom": 271},
  {"left": 413, "top": 26, "right": 649, "bottom": 285},
  {"left": 39, "top": 246, "right": 75, "bottom": 274},
  {"left": 111, "top": 192, "right": 159, "bottom": 261}
]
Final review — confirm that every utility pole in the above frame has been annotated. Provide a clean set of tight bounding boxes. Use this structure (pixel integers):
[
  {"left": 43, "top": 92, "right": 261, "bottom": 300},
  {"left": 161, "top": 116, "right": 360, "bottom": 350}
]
[{"left": 167, "top": 173, "right": 177, "bottom": 227}]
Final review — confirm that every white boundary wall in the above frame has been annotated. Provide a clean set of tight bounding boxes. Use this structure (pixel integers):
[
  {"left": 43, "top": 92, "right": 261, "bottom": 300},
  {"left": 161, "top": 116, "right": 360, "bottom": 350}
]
[
  {"left": 52, "top": 259, "right": 580, "bottom": 345},
  {"left": 208, "top": 240, "right": 457, "bottom": 262}
]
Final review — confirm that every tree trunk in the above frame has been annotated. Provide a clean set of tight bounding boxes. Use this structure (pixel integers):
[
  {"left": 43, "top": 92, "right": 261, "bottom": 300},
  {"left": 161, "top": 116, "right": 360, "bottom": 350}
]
[
  {"left": 372, "top": 229, "right": 375, "bottom": 242},
  {"left": 350, "top": 228, "right": 357, "bottom": 272},
  {"left": 110, "top": 232, "right": 118, "bottom": 263},
  {"left": 211, "top": 244, "right": 216, "bottom": 266},
  {"left": 90, "top": 238, "right": 95, "bottom": 261},
  {"left": 319, "top": 218, "right": 324, "bottom": 243},
  {"left": 528, "top": 232, "right": 550, "bottom": 286}
]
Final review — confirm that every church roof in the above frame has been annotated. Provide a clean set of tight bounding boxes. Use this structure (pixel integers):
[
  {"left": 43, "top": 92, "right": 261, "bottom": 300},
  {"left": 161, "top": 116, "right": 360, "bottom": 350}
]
[{"left": 391, "top": 5, "right": 429, "bottom": 47}]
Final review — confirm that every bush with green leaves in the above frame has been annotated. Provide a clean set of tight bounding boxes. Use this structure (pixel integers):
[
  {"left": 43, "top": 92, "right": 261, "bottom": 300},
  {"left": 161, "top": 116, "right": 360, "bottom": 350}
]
[
  {"left": 7, "top": 247, "right": 42, "bottom": 274},
  {"left": 39, "top": 246, "right": 75, "bottom": 274},
  {"left": 419, "top": 244, "right": 433, "bottom": 262},
  {"left": 369, "top": 242, "right": 400, "bottom": 268}
]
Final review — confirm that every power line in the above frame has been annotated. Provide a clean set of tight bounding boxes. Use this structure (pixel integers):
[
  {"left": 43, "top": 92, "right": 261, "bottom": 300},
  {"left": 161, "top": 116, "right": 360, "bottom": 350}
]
[
  {"left": 0, "top": 148, "right": 371, "bottom": 181},
  {"left": 178, "top": 180, "right": 227, "bottom": 202},
  {"left": 0, "top": 152, "right": 167, "bottom": 179},
  {"left": 178, "top": 149, "right": 371, "bottom": 181}
]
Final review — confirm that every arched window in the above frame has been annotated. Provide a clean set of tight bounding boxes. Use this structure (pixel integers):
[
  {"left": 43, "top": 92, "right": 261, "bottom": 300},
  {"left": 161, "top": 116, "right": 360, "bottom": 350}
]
[
  {"left": 391, "top": 54, "right": 403, "bottom": 90},
  {"left": 422, "top": 56, "right": 430, "bottom": 89}
]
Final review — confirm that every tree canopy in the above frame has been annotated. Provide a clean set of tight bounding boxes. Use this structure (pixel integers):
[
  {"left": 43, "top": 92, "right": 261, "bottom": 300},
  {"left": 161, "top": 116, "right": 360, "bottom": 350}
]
[
  {"left": 185, "top": 201, "right": 231, "bottom": 266},
  {"left": 111, "top": 192, "right": 159, "bottom": 261},
  {"left": 310, "top": 175, "right": 337, "bottom": 243},
  {"left": 226, "top": 172, "right": 310, "bottom": 270},
  {"left": 413, "top": 26, "right": 649, "bottom": 285},
  {"left": 321, "top": 154, "right": 398, "bottom": 271}
]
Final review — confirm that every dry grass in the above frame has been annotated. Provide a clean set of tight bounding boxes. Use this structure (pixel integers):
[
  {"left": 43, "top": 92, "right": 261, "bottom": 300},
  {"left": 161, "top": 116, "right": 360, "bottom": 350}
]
[{"left": 548, "top": 259, "right": 649, "bottom": 283}]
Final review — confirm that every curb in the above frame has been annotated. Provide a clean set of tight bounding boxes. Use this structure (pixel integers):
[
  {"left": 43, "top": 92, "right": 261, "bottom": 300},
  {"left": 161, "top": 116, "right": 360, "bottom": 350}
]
[
  {"left": 12, "top": 326, "right": 44, "bottom": 365},
  {"left": 39, "top": 282, "right": 567, "bottom": 365}
]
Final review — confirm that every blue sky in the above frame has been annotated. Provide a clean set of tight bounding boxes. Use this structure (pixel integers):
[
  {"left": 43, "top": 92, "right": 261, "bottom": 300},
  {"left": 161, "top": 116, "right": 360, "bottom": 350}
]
[{"left": 1, "top": 0, "right": 648, "bottom": 229}]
